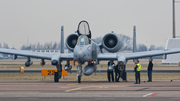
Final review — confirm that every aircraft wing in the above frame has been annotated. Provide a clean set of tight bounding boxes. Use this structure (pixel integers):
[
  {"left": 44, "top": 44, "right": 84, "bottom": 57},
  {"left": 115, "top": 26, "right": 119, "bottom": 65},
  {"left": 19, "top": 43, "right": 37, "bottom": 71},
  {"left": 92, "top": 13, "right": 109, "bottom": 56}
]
[
  {"left": 124, "top": 48, "right": 180, "bottom": 60},
  {"left": 97, "top": 53, "right": 117, "bottom": 60},
  {"left": 97, "top": 48, "right": 180, "bottom": 61},
  {"left": 0, "top": 48, "right": 74, "bottom": 60}
]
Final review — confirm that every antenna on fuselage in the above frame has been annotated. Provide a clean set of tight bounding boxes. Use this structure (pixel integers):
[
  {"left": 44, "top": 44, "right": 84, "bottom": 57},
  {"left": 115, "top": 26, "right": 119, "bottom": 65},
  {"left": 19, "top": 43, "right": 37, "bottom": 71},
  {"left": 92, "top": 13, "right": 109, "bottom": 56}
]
[{"left": 61, "top": 26, "right": 64, "bottom": 53}]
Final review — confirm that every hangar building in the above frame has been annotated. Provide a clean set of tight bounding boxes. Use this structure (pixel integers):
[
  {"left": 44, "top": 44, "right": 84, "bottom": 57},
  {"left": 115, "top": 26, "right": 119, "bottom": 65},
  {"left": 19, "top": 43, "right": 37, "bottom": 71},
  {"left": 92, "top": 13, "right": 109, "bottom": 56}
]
[{"left": 162, "top": 38, "right": 180, "bottom": 65}]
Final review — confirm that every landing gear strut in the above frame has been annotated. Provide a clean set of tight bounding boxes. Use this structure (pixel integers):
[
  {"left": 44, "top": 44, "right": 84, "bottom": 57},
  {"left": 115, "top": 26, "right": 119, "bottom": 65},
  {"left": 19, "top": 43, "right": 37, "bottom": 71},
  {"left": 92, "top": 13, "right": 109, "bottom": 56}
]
[
  {"left": 54, "top": 64, "right": 62, "bottom": 82},
  {"left": 77, "top": 62, "right": 82, "bottom": 83}
]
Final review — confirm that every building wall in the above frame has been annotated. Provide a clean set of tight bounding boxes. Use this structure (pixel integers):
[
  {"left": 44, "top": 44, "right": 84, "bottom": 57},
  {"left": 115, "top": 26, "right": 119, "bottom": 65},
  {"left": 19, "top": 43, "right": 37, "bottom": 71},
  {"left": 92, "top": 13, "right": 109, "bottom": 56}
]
[{"left": 162, "top": 38, "right": 180, "bottom": 65}]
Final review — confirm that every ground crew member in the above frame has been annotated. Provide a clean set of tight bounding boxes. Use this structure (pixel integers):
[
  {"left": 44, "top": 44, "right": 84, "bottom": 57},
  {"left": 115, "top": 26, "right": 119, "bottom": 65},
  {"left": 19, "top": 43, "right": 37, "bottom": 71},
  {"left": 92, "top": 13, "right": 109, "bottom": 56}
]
[
  {"left": 107, "top": 62, "right": 114, "bottom": 82},
  {"left": 147, "top": 61, "right": 153, "bottom": 82},
  {"left": 115, "top": 64, "right": 121, "bottom": 82},
  {"left": 134, "top": 60, "right": 141, "bottom": 84}
]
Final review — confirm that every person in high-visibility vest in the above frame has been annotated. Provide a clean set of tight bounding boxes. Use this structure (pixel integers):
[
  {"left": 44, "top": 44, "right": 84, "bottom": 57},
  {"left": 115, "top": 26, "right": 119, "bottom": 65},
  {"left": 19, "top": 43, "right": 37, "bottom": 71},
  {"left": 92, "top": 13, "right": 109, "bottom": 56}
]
[{"left": 134, "top": 60, "right": 141, "bottom": 84}]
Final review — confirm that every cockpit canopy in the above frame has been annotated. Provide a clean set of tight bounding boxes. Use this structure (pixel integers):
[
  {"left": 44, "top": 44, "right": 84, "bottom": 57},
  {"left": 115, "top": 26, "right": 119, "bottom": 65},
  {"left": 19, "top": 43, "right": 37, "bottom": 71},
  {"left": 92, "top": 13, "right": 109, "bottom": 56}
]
[
  {"left": 77, "top": 35, "right": 89, "bottom": 45},
  {"left": 77, "top": 20, "right": 91, "bottom": 39}
]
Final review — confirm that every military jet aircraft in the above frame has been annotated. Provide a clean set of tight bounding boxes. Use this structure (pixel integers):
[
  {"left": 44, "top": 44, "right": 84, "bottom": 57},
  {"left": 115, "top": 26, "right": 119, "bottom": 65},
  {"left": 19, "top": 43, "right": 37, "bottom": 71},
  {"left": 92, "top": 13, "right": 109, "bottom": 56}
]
[{"left": 1, "top": 20, "right": 180, "bottom": 83}]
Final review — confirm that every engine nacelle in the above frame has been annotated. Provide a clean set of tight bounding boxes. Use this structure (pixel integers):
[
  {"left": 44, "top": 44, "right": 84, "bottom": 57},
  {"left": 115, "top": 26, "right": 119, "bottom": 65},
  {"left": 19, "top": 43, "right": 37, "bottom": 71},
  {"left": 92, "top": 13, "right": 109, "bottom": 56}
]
[
  {"left": 83, "top": 64, "right": 96, "bottom": 76},
  {"left": 117, "top": 55, "right": 126, "bottom": 65},
  {"left": 66, "top": 33, "right": 79, "bottom": 52},
  {"left": 25, "top": 61, "right": 33, "bottom": 67},
  {"left": 102, "top": 33, "right": 122, "bottom": 52},
  {"left": 51, "top": 55, "right": 60, "bottom": 66},
  {"left": 64, "top": 65, "right": 72, "bottom": 71}
]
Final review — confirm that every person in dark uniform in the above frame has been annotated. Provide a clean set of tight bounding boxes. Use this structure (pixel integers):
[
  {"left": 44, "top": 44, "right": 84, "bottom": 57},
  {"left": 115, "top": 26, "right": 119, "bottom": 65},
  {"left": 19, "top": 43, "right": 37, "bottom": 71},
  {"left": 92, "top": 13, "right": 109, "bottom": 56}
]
[
  {"left": 147, "top": 61, "right": 153, "bottom": 82},
  {"left": 107, "top": 62, "right": 114, "bottom": 82},
  {"left": 115, "top": 64, "right": 121, "bottom": 82},
  {"left": 134, "top": 60, "right": 141, "bottom": 84}
]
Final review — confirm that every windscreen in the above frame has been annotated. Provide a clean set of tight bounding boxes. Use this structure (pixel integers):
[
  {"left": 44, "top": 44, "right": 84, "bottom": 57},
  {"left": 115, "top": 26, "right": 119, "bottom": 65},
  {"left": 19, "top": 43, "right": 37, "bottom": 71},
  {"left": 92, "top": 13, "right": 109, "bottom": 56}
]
[{"left": 80, "top": 37, "right": 85, "bottom": 45}]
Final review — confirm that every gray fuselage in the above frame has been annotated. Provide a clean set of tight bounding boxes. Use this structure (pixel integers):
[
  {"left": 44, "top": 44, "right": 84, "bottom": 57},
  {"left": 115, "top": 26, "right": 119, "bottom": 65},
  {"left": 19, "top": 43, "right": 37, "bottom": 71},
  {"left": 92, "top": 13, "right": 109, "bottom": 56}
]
[{"left": 73, "top": 35, "right": 101, "bottom": 64}]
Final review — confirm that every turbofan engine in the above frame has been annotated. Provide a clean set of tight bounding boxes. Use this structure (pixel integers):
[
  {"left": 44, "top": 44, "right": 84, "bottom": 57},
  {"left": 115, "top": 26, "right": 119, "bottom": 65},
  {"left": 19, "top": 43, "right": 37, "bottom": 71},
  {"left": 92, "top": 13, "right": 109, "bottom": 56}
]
[
  {"left": 65, "top": 33, "right": 79, "bottom": 52},
  {"left": 82, "top": 64, "right": 96, "bottom": 76},
  {"left": 102, "top": 33, "right": 122, "bottom": 52}
]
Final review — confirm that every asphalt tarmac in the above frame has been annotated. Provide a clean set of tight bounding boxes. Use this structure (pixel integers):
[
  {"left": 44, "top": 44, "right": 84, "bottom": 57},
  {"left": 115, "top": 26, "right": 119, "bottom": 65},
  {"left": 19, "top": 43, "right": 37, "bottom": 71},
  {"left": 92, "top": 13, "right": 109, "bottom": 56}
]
[
  {"left": 1, "top": 70, "right": 180, "bottom": 73},
  {"left": 0, "top": 80, "right": 180, "bottom": 100}
]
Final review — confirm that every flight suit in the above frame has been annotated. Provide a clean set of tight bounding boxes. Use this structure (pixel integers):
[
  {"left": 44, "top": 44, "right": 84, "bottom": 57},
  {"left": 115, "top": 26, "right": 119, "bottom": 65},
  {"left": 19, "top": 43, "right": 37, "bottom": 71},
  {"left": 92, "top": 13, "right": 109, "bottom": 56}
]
[
  {"left": 107, "top": 69, "right": 114, "bottom": 82},
  {"left": 115, "top": 65, "right": 121, "bottom": 82}
]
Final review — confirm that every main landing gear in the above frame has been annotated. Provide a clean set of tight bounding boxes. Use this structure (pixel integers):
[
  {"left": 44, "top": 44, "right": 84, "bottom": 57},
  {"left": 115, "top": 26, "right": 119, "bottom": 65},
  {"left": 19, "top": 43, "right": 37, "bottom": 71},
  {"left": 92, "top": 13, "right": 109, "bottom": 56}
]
[{"left": 54, "top": 64, "right": 62, "bottom": 82}]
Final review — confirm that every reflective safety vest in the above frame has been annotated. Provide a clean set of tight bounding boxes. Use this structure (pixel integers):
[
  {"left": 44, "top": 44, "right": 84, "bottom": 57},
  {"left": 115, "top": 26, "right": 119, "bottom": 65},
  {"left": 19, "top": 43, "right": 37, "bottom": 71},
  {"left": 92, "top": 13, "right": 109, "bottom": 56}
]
[{"left": 136, "top": 63, "right": 141, "bottom": 71}]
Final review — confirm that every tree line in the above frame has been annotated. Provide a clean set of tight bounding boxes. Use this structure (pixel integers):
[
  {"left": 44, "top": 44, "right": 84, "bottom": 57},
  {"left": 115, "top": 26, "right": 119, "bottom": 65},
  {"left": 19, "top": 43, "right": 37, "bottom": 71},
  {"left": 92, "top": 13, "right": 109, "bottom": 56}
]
[{"left": 1, "top": 34, "right": 164, "bottom": 52}]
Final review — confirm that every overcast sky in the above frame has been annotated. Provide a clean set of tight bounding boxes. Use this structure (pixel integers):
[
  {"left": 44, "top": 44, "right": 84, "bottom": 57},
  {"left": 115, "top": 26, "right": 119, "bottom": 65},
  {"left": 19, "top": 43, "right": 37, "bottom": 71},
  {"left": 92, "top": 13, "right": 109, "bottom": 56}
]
[{"left": 0, "top": 0, "right": 180, "bottom": 49}]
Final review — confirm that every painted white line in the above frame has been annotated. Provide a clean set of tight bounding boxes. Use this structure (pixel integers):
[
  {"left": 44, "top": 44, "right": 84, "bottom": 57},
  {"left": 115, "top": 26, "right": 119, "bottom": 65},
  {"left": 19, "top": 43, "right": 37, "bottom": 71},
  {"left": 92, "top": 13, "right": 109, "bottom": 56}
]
[
  {"left": 148, "top": 93, "right": 159, "bottom": 97},
  {"left": 143, "top": 93, "right": 153, "bottom": 97}
]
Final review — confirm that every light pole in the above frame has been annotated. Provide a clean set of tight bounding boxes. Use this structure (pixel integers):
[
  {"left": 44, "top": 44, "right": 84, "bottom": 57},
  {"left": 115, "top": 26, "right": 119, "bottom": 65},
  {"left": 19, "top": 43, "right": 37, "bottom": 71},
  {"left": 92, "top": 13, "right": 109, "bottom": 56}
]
[
  {"left": 173, "top": 0, "right": 175, "bottom": 38},
  {"left": 173, "top": 0, "right": 180, "bottom": 38}
]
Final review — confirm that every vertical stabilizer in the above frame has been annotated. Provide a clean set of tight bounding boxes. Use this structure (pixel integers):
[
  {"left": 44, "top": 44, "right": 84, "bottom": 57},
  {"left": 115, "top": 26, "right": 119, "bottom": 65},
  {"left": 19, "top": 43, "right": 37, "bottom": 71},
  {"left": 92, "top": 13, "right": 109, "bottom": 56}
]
[
  {"left": 61, "top": 26, "right": 64, "bottom": 53},
  {"left": 133, "top": 25, "right": 137, "bottom": 52}
]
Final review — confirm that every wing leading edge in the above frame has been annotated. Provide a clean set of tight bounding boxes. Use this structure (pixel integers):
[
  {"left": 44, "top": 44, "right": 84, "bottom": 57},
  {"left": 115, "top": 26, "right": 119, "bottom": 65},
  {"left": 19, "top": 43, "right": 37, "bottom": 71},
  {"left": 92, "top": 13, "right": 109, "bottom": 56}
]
[
  {"left": 0, "top": 48, "right": 74, "bottom": 60},
  {"left": 97, "top": 48, "right": 180, "bottom": 62}
]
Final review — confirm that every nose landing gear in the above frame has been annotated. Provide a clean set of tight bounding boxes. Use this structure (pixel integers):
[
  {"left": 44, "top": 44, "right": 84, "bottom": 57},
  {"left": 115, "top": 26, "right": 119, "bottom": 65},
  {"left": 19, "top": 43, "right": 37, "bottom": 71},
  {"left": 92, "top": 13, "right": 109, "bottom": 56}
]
[{"left": 77, "top": 62, "right": 82, "bottom": 83}]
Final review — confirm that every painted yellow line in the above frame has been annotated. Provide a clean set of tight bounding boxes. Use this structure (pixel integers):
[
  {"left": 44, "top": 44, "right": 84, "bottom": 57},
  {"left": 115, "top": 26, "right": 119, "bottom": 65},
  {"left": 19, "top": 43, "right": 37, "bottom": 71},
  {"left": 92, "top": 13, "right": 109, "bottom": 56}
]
[
  {"left": 60, "top": 87, "right": 70, "bottom": 88},
  {"left": 65, "top": 87, "right": 91, "bottom": 92},
  {"left": 67, "top": 83, "right": 78, "bottom": 86},
  {"left": 65, "top": 85, "right": 119, "bottom": 92}
]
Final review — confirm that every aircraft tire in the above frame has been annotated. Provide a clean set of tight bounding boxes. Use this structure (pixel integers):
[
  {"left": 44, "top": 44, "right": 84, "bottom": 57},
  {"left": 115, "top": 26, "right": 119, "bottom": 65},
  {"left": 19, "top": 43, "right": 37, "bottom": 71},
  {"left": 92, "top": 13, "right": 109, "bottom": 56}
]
[
  {"left": 54, "top": 72, "right": 59, "bottom": 82},
  {"left": 78, "top": 76, "right": 81, "bottom": 83}
]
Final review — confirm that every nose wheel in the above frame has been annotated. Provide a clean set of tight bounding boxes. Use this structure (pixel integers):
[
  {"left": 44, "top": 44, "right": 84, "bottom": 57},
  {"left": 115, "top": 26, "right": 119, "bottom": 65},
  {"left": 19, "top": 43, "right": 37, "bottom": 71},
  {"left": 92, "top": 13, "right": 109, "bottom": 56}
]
[
  {"left": 77, "top": 62, "right": 82, "bottom": 83},
  {"left": 54, "top": 72, "right": 60, "bottom": 82}
]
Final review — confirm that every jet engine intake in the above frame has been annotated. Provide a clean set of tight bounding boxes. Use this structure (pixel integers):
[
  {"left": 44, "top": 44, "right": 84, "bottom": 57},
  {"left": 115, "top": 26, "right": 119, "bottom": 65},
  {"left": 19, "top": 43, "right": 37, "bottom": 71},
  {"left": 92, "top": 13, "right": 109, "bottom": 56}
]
[
  {"left": 102, "top": 33, "right": 122, "bottom": 52},
  {"left": 83, "top": 64, "right": 96, "bottom": 76},
  {"left": 66, "top": 33, "right": 79, "bottom": 52},
  {"left": 25, "top": 61, "right": 33, "bottom": 67}
]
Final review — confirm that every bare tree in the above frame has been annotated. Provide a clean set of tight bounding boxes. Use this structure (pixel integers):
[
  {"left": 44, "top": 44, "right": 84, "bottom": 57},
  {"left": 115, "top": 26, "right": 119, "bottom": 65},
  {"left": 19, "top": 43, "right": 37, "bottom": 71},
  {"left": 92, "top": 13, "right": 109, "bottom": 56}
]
[
  {"left": 3, "top": 43, "right": 9, "bottom": 49},
  {"left": 149, "top": 45, "right": 156, "bottom": 51},
  {"left": 137, "top": 44, "right": 147, "bottom": 52}
]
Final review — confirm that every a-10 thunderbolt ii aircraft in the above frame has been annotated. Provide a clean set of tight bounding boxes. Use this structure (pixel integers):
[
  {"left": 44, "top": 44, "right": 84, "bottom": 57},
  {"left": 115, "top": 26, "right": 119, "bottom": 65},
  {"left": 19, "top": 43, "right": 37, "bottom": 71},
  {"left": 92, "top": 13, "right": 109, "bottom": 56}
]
[{"left": 1, "top": 20, "right": 180, "bottom": 83}]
